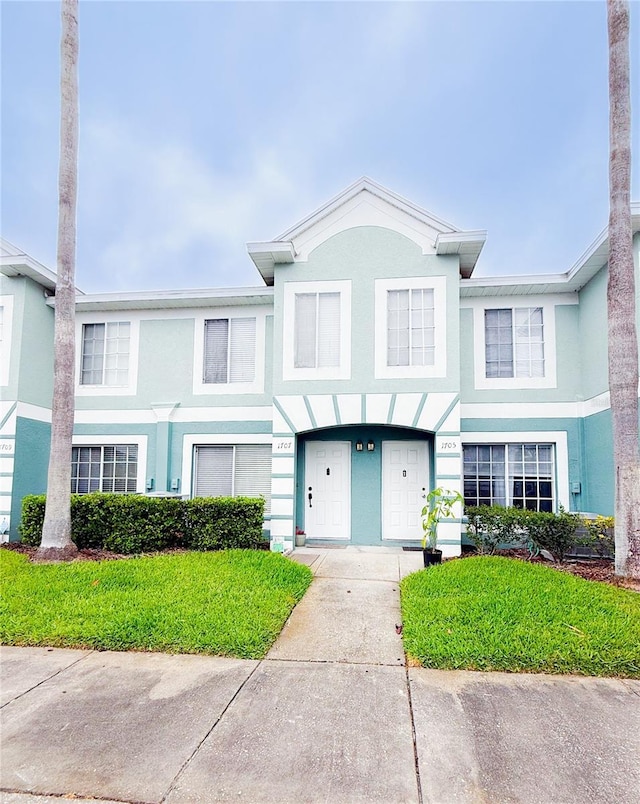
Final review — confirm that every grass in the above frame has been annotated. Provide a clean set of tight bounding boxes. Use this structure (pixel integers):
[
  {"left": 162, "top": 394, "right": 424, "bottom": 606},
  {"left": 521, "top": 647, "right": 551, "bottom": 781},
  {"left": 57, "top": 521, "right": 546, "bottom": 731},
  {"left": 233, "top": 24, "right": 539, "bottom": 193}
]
[
  {"left": 0, "top": 549, "right": 312, "bottom": 659},
  {"left": 400, "top": 556, "right": 640, "bottom": 678}
]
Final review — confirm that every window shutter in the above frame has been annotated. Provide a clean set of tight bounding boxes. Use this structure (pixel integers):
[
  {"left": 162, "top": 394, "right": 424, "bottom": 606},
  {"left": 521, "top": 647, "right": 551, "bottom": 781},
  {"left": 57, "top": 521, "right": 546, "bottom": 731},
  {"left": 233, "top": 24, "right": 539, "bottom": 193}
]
[
  {"left": 317, "top": 292, "right": 341, "bottom": 367},
  {"left": 229, "top": 318, "right": 256, "bottom": 382},
  {"left": 194, "top": 446, "right": 233, "bottom": 497},
  {"left": 203, "top": 319, "right": 229, "bottom": 383},
  {"left": 294, "top": 294, "right": 317, "bottom": 368},
  {"left": 234, "top": 445, "right": 272, "bottom": 513}
]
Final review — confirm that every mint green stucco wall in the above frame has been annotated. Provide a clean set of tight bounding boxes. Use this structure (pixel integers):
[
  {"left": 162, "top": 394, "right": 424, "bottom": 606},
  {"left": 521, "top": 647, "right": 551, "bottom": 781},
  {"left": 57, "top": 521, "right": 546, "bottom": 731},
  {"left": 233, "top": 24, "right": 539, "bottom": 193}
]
[
  {"left": 272, "top": 227, "right": 461, "bottom": 397},
  {"left": 581, "top": 410, "right": 614, "bottom": 515},
  {"left": 10, "top": 417, "right": 51, "bottom": 541},
  {"left": 295, "top": 425, "right": 435, "bottom": 545},
  {"left": 578, "top": 266, "right": 609, "bottom": 400}
]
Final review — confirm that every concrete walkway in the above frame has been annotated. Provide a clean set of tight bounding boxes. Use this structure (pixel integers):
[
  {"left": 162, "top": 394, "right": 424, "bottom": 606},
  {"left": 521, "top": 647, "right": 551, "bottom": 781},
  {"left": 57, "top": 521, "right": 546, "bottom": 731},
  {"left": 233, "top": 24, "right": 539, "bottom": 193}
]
[{"left": 1, "top": 547, "right": 639, "bottom": 804}]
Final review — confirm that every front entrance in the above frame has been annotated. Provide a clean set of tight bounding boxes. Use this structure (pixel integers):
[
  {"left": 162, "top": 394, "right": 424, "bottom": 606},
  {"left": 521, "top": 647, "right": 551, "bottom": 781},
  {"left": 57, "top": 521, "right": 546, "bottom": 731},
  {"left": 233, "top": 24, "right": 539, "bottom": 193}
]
[
  {"left": 382, "top": 440, "right": 429, "bottom": 540},
  {"left": 304, "top": 441, "right": 351, "bottom": 539}
]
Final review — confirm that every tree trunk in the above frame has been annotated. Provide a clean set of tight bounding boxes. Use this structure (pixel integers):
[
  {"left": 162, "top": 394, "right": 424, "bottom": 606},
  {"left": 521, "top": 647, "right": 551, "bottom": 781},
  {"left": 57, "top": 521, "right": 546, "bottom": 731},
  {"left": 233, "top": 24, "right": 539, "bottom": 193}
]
[
  {"left": 607, "top": 0, "right": 640, "bottom": 578},
  {"left": 37, "top": 0, "right": 79, "bottom": 561}
]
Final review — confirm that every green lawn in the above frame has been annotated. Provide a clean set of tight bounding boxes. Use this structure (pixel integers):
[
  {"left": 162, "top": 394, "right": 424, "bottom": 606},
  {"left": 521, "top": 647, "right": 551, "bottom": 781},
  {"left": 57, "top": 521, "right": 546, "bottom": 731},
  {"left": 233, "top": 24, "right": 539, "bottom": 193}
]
[
  {"left": 401, "top": 556, "right": 640, "bottom": 678},
  {"left": 0, "top": 549, "right": 312, "bottom": 659}
]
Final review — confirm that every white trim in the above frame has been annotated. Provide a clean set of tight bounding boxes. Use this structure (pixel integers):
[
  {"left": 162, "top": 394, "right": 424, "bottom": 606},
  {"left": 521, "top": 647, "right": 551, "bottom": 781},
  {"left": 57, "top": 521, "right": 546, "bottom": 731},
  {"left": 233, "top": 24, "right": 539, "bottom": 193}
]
[
  {"left": 282, "top": 280, "right": 352, "bottom": 381},
  {"left": 73, "top": 406, "right": 273, "bottom": 425},
  {"left": 192, "top": 306, "right": 267, "bottom": 395},
  {"left": 75, "top": 312, "right": 140, "bottom": 397},
  {"left": 71, "top": 434, "right": 148, "bottom": 494},
  {"left": 181, "top": 433, "right": 272, "bottom": 498},
  {"left": 374, "top": 277, "right": 447, "bottom": 379},
  {"left": 0, "top": 295, "right": 14, "bottom": 386},
  {"left": 461, "top": 430, "right": 570, "bottom": 510},
  {"left": 464, "top": 295, "right": 560, "bottom": 390},
  {"left": 461, "top": 401, "right": 579, "bottom": 419},
  {"left": 16, "top": 402, "right": 52, "bottom": 424}
]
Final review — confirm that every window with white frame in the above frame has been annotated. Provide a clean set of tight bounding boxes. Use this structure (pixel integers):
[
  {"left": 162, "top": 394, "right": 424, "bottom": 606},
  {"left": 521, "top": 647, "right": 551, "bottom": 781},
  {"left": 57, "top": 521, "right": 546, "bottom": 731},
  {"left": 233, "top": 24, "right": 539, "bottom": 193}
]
[
  {"left": 484, "top": 307, "right": 544, "bottom": 379},
  {"left": 80, "top": 322, "right": 130, "bottom": 386},
  {"left": 282, "top": 280, "right": 351, "bottom": 381},
  {"left": 463, "top": 443, "right": 554, "bottom": 512},
  {"left": 193, "top": 444, "right": 272, "bottom": 512},
  {"left": 203, "top": 317, "right": 256, "bottom": 384},
  {"left": 0, "top": 296, "right": 14, "bottom": 386},
  {"left": 374, "top": 277, "right": 446, "bottom": 379},
  {"left": 294, "top": 292, "right": 340, "bottom": 369},
  {"left": 71, "top": 444, "right": 138, "bottom": 494},
  {"left": 387, "top": 288, "right": 435, "bottom": 367}
]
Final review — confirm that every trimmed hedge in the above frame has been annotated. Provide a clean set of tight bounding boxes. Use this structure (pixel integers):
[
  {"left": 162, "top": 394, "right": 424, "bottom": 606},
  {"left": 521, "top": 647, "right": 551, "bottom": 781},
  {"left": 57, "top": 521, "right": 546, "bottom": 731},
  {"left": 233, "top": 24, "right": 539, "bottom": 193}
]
[
  {"left": 19, "top": 494, "right": 266, "bottom": 554},
  {"left": 465, "top": 505, "right": 603, "bottom": 562}
]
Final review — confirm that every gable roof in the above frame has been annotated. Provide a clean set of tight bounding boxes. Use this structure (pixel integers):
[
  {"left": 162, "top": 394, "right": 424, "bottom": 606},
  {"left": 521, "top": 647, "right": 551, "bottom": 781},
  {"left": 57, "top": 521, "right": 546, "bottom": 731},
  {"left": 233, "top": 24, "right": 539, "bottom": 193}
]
[
  {"left": 0, "top": 238, "right": 64, "bottom": 293},
  {"left": 247, "top": 177, "right": 487, "bottom": 285}
]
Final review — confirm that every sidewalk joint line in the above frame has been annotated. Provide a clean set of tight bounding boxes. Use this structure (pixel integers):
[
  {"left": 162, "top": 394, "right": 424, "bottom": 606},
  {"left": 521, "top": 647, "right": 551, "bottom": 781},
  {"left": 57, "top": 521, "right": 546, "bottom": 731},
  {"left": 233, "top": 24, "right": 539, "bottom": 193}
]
[
  {"left": 159, "top": 661, "right": 262, "bottom": 803},
  {"left": 0, "top": 788, "right": 143, "bottom": 804},
  {"left": 405, "top": 664, "right": 424, "bottom": 804},
  {"left": 0, "top": 649, "right": 95, "bottom": 710}
]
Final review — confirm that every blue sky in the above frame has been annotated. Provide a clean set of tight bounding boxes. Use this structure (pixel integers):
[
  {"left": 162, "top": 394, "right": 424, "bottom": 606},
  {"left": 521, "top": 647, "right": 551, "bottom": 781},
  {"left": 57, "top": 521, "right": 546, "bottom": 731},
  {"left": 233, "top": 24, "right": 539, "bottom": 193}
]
[{"left": 1, "top": 0, "right": 638, "bottom": 293}]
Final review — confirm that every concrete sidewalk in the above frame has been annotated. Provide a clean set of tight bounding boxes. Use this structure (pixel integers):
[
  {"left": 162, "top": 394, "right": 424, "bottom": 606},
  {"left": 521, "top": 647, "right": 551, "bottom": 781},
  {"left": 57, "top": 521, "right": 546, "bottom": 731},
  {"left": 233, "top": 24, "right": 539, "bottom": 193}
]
[{"left": 1, "top": 547, "right": 639, "bottom": 804}]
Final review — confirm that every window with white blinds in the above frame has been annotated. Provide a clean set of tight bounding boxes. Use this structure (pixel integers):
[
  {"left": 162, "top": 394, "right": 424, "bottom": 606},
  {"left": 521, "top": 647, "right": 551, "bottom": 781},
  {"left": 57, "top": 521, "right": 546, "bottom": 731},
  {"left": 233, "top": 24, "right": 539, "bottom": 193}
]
[
  {"left": 203, "top": 317, "right": 256, "bottom": 384},
  {"left": 485, "top": 307, "right": 545, "bottom": 378},
  {"left": 193, "top": 444, "right": 272, "bottom": 511},
  {"left": 294, "top": 292, "right": 341, "bottom": 369}
]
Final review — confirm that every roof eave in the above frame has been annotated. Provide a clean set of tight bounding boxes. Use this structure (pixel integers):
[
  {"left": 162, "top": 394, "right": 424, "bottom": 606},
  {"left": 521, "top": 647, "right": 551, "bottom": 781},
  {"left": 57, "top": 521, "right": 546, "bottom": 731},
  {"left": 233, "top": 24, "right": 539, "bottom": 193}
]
[
  {"left": 435, "top": 230, "right": 487, "bottom": 277},
  {"left": 246, "top": 241, "right": 295, "bottom": 285}
]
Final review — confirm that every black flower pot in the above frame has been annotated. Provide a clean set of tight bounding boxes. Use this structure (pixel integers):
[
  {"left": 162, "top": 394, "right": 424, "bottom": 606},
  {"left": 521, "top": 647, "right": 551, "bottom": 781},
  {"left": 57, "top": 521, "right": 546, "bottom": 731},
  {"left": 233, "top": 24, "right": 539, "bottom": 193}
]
[{"left": 423, "top": 548, "right": 443, "bottom": 567}]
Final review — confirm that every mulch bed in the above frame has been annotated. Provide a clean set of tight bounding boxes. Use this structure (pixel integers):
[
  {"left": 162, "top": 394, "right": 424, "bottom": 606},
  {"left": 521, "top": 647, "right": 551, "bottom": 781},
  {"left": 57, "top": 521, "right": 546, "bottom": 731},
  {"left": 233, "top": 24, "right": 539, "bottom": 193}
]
[{"left": 495, "top": 549, "right": 640, "bottom": 592}]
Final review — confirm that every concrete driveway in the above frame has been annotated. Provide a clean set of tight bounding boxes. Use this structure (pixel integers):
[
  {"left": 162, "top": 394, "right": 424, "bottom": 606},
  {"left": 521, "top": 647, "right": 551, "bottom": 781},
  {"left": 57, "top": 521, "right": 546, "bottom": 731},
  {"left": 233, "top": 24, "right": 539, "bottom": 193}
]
[{"left": 2, "top": 546, "right": 639, "bottom": 804}]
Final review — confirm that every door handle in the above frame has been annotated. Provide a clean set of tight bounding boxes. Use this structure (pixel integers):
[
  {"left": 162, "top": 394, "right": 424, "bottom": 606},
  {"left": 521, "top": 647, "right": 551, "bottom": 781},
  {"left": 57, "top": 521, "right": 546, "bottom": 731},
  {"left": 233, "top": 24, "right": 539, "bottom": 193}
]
[{"left": 308, "top": 487, "right": 313, "bottom": 508}]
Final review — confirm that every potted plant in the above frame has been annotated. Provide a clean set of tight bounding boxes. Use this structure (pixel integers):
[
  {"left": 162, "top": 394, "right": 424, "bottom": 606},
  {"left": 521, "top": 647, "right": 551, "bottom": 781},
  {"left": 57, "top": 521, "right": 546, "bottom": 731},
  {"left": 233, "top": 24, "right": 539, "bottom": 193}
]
[{"left": 421, "top": 487, "right": 464, "bottom": 567}]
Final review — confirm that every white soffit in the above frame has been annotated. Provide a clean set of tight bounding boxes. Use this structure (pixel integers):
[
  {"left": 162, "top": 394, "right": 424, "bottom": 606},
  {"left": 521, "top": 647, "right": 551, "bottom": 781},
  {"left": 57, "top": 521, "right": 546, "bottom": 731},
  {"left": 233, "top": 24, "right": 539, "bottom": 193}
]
[{"left": 0, "top": 238, "right": 68, "bottom": 293}]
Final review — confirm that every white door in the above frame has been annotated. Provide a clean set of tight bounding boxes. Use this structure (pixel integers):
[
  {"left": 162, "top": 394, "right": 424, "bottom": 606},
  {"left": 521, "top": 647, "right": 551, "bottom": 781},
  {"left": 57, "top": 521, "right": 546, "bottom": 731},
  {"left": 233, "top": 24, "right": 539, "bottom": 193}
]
[
  {"left": 382, "top": 441, "right": 429, "bottom": 540},
  {"left": 304, "top": 441, "right": 351, "bottom": 539}
]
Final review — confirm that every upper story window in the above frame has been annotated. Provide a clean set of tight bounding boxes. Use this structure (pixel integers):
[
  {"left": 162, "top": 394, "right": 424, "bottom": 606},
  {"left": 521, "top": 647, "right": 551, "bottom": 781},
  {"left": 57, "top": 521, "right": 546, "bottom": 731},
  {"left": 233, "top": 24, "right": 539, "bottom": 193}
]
[
  {"left": 294, "top": 292, "right": 340, "bottom": 369},
  {"left": 375, "top": 277, "right": 446, "bottom": 379},
  {"left": 283, "top": 280, "right": 351, "bottom": 381},
  {"left": 81, "top": 322, "right": 130, "bottom": 386},
  {"left": 466, "top": 296, "right": 561, "bottom": 390},
  {"left": 204, "top": 317, "right": 256, "bottom": 384},
  {"left": 0, "top": 296, "right": 13, "bottom": 386},
  {"left": 387, "top": 288, "right": 435, "bottom": 367},
  {"left": 485, "top": 307, "right": 544, "bottom": 379}
]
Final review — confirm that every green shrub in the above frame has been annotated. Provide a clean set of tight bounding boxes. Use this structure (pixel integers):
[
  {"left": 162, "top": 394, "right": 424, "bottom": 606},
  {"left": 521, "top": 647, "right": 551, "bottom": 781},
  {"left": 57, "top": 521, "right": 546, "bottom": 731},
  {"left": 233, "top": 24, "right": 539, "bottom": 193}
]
[
  {"left": 521, "top": 507, "right": 581, "bottom": 562},
  {"left": 464, "top": 505, "right": 521, "bottom": 554},
  {"left": 185, "top": 497, "right": 265, "bottom": 550},
  {"left": 102, "top": 495, "right": 185, "bottom": 553},
  {"left": 20, "top": 494, "right": 265, "bottom": 554}
]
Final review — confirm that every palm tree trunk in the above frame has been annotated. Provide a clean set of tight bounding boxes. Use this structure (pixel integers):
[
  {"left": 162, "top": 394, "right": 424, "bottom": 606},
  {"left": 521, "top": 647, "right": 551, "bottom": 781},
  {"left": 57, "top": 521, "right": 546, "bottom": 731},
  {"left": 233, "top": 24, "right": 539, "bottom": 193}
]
[
  {"left": 607, "top": 0, "right": 640, "bottom": 578},
  {"left": 37, "top": 0, "right": 79, "bottom": 560}
]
